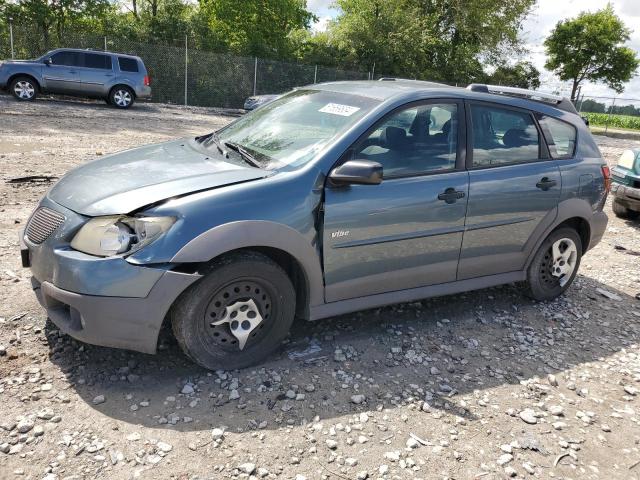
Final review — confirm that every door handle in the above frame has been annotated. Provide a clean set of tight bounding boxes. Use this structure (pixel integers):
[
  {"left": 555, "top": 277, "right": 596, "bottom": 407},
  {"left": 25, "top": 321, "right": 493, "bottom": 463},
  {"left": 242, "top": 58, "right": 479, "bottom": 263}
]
[
  {"left": 438, "top": 187, "right": 466, "bottom": 204},
  {"left": 536, "top": 177, "right": 557, "bottom": 191}
]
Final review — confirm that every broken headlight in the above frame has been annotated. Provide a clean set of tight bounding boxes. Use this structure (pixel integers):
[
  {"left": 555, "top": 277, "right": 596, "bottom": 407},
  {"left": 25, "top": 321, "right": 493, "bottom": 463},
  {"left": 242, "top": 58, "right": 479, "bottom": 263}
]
[{"left": 70, "top": 216, "right": 175, "bottom": 257}]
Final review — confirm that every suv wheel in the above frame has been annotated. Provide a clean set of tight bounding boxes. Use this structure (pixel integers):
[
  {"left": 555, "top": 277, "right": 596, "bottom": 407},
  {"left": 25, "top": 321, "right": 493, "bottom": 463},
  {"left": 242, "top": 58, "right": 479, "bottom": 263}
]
[
  {"left": 109, "top": 86, "right": 135, "bottom": 109},
  {"left": 170, "top": 251, "right": 296, "bottom": 370},
  {"left": 526, "top": 227, "right": 582, "bottom": 301},
  {"left": 612, "top": 199, "right": 639, "bottom": 219},
  {"left": 10, "top": 77, "right": 37, "bottom": 101}
]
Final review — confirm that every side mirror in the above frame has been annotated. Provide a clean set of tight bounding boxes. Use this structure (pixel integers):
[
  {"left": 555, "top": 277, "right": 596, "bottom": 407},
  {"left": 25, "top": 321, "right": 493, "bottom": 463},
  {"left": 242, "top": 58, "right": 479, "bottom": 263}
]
[
  {"left": 329, "top": 160, "right": 383, "bottom": 186},
  {"left": 44, "top": 58, "right": 52, "bottom": 66}
]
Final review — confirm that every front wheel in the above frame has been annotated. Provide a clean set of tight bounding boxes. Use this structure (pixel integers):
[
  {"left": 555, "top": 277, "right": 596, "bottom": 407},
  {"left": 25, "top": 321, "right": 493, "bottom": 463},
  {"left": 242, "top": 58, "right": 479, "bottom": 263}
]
[
  {"left": 526, "top": 227, "right": 582, "bottom": 301},
  {"left": 10, "top": 76, "right": 37, "bottom": 101},
  {"left": 170, "top": 251, "right": 296, "bottom": 370}
]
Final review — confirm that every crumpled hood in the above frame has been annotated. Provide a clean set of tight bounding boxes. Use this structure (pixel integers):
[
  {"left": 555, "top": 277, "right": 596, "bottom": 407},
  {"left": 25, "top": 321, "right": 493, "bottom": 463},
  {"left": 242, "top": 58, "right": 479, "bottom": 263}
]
[{"left": 48, "top": 139, "right": 268, "bottom": 216}]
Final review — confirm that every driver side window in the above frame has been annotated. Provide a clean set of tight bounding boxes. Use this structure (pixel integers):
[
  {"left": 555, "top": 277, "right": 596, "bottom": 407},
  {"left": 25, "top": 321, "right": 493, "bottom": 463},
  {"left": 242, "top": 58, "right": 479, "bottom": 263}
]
[{"left": 352, "top": 102, "right": 458, "bottom": 177}]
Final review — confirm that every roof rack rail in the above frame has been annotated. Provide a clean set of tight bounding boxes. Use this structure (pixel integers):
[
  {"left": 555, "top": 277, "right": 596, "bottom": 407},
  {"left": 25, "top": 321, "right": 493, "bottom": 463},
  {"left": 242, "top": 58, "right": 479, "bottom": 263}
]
[{"left": 466, "top": 84, "right": 578, "bottom": 115}]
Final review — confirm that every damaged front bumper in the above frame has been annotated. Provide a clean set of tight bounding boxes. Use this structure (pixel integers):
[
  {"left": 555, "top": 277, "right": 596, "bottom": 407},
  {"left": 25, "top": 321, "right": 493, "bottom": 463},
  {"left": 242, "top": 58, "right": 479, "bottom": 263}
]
[
  {"left": 612, "top": 182, "right": 640, "bottom": 211},
  {"left": 31, "top": 272, "right": 197, "bottom": 354},
  {"left": 22, "top": 197, "right": 200, "bottom": 354}
]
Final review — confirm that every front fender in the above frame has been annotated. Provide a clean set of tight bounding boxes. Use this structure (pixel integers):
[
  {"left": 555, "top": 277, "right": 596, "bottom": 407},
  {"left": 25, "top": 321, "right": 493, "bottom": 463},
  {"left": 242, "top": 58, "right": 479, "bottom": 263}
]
[{"left": 171, "top": 220, "right": 325, "bottom": 307}]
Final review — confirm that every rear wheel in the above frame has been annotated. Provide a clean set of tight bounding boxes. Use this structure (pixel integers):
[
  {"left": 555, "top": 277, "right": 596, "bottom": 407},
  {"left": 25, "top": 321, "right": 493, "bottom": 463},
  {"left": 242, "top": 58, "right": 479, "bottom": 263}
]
[
  {"left": 613, "top": 199, "right": 639, "bottom": 219},
  {"left": 109, "top": 86, "right": 135, "bottom": 109},
  {"left": 527, "top": 227, "right": 582, "bottom": 301},
  {"left": 10, "top": 76, "right": 37, "bottom": 101},
  {"left": 170, "top": 251, "right": 296, "bottom": 370}
]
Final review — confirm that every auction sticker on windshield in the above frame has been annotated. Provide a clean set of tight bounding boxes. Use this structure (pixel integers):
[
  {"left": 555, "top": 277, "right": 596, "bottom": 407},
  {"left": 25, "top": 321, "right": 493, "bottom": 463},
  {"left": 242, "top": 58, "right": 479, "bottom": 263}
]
[{"left": 319, "top": 103, "right": 361, "bottom": 117}]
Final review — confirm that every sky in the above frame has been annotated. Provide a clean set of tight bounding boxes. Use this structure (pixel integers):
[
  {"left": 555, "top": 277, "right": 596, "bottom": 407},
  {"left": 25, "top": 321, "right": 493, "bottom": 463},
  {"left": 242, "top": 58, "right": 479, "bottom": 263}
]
[{"left": 307, "top": 0, "right": 640, "bottom": 105}]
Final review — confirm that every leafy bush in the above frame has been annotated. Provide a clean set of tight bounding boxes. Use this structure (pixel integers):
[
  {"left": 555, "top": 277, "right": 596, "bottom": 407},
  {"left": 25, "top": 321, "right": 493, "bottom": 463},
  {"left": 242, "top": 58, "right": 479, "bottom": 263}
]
[{"left": 583, "top": 112, "right": 640, "bottom": 130}]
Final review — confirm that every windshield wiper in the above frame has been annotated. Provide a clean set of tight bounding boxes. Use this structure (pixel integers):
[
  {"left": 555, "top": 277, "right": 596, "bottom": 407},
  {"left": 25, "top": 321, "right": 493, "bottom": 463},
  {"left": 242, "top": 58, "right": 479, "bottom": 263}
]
[{"left": 224, "top": 141, "right": 261, "bottom": 168}]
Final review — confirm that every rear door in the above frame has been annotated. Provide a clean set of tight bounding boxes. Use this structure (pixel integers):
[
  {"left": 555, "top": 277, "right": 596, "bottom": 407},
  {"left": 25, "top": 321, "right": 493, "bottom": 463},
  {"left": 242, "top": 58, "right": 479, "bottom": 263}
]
[
  {"left": 78, "top": 53, "right": 114, "bottom": 96},
  {"left": 457, "top": 101, "right": 561, "bottom": 279},
  {"left": 322, "top": 100, "right": 469, "bottom": 302},
  {"left": 43, "top": 51, "right": 81, "bottom": 93}
]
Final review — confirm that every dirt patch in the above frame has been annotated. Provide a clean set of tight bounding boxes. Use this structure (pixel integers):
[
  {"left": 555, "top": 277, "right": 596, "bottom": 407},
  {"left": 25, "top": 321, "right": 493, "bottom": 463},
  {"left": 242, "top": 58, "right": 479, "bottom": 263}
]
[{"left": 1, "top": 94, "right": 640, "bottom": 479}]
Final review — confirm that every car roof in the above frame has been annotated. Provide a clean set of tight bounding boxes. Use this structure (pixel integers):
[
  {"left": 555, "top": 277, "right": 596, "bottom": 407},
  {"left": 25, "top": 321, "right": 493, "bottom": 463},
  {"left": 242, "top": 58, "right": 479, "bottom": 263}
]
[
  {"left": 49, "top": 48, "right": 142, "bottom": 61},
  {"left": 311, "top": 79, "right": 457, "bottom": 101},
  {"left": 311, "top": 79, "right": 579, "bottom": 118}
]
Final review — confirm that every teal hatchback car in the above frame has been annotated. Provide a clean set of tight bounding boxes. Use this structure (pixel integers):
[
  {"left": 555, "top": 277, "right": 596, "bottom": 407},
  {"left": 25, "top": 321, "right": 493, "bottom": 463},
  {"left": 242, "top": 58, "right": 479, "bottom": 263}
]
[
  {"left": 22, "top": 80, "right": 609, "bottom": 370},
  {"left": 611, "top": 149, "right": 640, "bottom": 219}
]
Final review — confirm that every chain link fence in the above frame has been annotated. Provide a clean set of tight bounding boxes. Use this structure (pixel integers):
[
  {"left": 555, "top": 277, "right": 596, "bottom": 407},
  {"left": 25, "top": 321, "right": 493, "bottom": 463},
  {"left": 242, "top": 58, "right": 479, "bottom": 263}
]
[
  {"left": 1, "top": 28, "right": 371, "bottom": 108},
  {"left": 575, "top": 95, "right": 640, "bottom": 133}
]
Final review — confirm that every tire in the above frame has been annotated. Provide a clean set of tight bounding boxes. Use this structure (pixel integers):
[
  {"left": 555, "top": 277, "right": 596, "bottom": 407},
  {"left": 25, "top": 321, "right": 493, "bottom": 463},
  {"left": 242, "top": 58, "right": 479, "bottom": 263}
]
[
  {"left": 170, "top": 251, "right": 296, "bottom": 370},
  {"left": 612, "top": 199, "right": 639, "bottom": 219},
  {"left": 526, "top": 227, "right": 582, "bottom": 302},
  {"left": 109, "top": 86, "right": 135, "bottom": 109},
  {"left": 10, "top": 76, "right": 38, "bottom": 101}
]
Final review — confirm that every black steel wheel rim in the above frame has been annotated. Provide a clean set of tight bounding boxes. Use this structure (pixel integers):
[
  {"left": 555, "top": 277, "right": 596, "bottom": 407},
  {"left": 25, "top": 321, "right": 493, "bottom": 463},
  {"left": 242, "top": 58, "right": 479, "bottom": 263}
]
[{"left": 199, "top": 278, "right": 275, "bottom": 352}]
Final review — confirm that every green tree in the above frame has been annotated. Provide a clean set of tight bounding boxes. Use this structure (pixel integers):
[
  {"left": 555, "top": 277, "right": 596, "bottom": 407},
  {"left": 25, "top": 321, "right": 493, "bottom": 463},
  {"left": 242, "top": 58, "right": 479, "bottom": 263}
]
[
  {"left": 544, "top": 5, "right": 639, "bottom": 101},
  {"left": 488, "top": 61, "right": 541, "bottom": 89},
  {"left": 198, "top": 0, "right": 316, "bottom": 58},
  {"left": 324, "top": 0, "right": 535, "bottom": 83}
]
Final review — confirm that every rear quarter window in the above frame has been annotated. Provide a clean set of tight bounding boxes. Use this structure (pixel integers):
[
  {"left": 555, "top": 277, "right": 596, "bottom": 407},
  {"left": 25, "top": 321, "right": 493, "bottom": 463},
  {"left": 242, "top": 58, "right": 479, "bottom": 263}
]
[
  {"left": 118, "top": 57, "right": 139, "bottom": 73},
  {"left": 537, "top": 115, "right": 577, "bottom": 159}
]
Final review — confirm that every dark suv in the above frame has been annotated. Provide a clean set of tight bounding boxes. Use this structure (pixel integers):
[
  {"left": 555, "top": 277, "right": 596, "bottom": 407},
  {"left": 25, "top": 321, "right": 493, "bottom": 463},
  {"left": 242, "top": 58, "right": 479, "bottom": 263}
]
[
  {"left": 21, "top": 80, "right": 609, "bottom": 370},
  {"left": 0, "top": 48, "right": 151, "bottom": 108}
]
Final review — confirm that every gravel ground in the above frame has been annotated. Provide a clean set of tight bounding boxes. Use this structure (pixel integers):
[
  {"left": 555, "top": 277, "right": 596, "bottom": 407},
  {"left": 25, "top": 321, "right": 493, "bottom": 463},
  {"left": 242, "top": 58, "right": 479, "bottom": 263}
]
[{"left": 1, "top": 94, "right": 640, "bottom": 480}]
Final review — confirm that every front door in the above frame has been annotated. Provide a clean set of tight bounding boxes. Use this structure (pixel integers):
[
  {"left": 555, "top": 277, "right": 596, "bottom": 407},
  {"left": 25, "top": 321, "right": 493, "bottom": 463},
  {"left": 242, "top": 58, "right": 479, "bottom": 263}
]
[
  {"left": 323, "top": 100, "right": 469, "bottom": 302},
  {"left": 457, "top": 102, "right": 561, "bottom": 279},
  {"left": 43, "top": 51, "right": 81, "bottom": 94}
]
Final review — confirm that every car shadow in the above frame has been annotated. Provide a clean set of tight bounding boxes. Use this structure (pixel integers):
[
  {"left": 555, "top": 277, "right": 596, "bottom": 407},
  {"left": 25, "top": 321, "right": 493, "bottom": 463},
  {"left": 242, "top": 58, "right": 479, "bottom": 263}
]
[{"left": 45, "top": 273, "right": 638, "bottom": 433}]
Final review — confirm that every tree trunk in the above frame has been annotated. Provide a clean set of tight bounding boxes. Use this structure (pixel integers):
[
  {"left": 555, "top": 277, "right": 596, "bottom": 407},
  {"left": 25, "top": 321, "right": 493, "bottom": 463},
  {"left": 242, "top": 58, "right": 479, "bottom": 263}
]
[
  {"left": 132, "top": 0, "right": 138, "bottom": 18},
  {"left": 570, "top": 79, "right": 580, "bottom": 102}
]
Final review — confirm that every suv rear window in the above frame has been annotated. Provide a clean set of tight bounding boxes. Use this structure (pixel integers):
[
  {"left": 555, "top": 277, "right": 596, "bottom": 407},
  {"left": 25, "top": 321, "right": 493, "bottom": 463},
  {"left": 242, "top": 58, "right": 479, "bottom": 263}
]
[
  {"left": 537, "top": 115, "right": 577, "bottom": 159},
  {"left": 118, "top": 57, "right": 139, "bottom": 72},
  {"left": 84, "top": 53, "right": 112, "bottom": 70},
  {"left": 471, "top": 104, "right": 540, "bottom": 167}
]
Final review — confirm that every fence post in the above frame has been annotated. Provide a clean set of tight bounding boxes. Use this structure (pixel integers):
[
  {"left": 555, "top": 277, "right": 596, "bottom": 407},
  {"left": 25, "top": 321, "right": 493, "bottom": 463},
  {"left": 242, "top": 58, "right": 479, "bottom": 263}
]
[
  {"left": 314, "top": 65, "right": 318, "bottom": 84},
  {"left": 104, "top": 36, "right": 107, "bottom": 51},
  {"left": 253, "top": 57, "right": 258, "bottom": 96},
  {"left": 9, "top": 17, "right": 14, "bottom": 59},
  {"left": 605, "top": 96, "right": 616, "bottom": 135},
  {"left": 184, "top": 35, "right": 188, "bottom": 107}
]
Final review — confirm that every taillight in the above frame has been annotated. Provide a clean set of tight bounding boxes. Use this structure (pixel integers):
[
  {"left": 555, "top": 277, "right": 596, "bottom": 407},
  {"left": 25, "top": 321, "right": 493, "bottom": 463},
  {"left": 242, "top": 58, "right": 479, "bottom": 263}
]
[
  {"left": 144, "top": 75, "right": 150, "bottom": 87},
  {"left": 601, "top": 165, "right": 611, "bottom": 193}
]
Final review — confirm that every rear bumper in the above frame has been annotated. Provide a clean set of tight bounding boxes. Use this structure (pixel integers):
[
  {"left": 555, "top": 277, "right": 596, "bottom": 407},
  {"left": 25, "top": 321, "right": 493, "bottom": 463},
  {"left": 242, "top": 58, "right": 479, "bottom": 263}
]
[
  {"left": 588, "top": 211, "right": 608, "bottom": 251},
  {"left": 612, "top": 183, "right": 640, "bottom": 211},
  {"left": 32, "top": 271, "right": 198, "bottom": 354},
  {"left": 135, "top": 85, "right": 152, "bottom": 99}
]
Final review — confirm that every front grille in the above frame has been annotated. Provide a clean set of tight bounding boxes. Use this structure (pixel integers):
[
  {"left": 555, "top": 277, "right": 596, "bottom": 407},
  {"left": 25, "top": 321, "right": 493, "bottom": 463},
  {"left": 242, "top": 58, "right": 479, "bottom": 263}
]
[{"left": 26, "top": 207, "right": 66, "bottom": 244}]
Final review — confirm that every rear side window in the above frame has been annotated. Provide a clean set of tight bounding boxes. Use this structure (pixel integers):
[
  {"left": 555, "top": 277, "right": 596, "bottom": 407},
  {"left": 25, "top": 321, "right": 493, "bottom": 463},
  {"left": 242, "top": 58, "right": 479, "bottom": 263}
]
[
  {"left": 118, "top": 57, "right": 139, "bottom": 72},
  {"left": 470, "top": 104, "right": 540, "bottom": 167},
  {"left": 84, "top": 53, "right": 112, "bottom": 70},
  {"left": 537, "top": 115, "right": 577, "bottom": 159},
  {"left": 50, "top": 51, "right": 82, "bottom": 67}
]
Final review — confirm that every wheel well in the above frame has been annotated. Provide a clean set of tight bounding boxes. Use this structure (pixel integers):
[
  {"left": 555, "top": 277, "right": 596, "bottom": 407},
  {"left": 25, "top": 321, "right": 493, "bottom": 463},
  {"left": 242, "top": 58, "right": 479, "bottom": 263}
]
[
  {"left": 8, "top": 74, "right": 40, "bottom": 91},
  {"left": 174, "top": 247, "right": 310, "bottom": 320},
  {"left": 109, "top": 84, "right": 136, "bottom": 98},
  {"left": 554, "top": 217, "right": 591, "bottom": 253}
]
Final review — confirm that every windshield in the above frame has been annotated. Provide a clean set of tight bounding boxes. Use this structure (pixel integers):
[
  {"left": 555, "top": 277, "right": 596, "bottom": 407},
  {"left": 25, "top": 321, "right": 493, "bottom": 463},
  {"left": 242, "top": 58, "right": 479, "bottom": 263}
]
[{"left": 214, "top": 89, "right": 380, "bottom": 170}]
